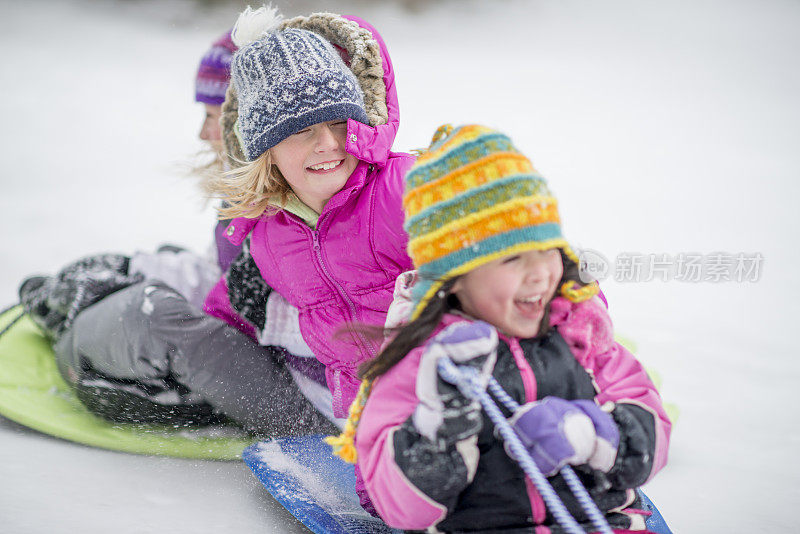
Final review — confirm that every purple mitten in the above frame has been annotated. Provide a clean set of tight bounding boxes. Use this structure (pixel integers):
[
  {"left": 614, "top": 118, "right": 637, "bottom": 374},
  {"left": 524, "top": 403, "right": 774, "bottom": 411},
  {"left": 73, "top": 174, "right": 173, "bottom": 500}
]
[
  {"left": 509, "top": 397, "right": 615, "bottom": 476},
  {"left": 571, "top": 400, "right": 619, "bottom": 472}
]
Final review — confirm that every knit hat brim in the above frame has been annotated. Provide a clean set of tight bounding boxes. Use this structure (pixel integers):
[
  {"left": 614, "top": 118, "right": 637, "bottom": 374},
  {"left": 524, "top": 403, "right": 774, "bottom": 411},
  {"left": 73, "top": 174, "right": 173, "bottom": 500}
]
[
  {"left": 195, "top": 89, "right": 228, "bottom": 106},
  {"left": 242, "top": 102, "right": 369, "bottom": 160}
]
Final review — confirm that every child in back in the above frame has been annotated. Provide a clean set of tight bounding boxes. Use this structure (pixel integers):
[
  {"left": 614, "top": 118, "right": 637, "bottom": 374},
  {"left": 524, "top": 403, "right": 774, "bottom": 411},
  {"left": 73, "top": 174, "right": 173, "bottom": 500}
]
[
  {"left": 351, "top": 125, "right": 671, "bottom": 532},
  {"left": 15, "top": 29, "right": 244, "bottom": 425},
  {"left": 194, "top": 28, "right": 243, "bottom": 272}
]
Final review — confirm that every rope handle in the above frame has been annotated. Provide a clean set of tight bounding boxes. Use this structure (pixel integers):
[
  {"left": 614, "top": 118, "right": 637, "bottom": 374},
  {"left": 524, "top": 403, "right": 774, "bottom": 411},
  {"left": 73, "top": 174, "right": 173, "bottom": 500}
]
[
  {"left": 437, "top": 357, "right": 614, "bottom": 534},
  {"left": 0, "top": 303, "right": 25, "bottom": 341}
]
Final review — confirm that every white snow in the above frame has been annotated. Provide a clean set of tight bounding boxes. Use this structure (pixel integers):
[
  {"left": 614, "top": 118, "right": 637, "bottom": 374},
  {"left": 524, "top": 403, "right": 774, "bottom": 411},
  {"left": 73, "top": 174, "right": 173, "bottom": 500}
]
[
  {"left": 1, "top": 0, "right": 798, "bottom": 532},
  {"left": 252, "top": 441, "right": 352, "bottom": 513}
]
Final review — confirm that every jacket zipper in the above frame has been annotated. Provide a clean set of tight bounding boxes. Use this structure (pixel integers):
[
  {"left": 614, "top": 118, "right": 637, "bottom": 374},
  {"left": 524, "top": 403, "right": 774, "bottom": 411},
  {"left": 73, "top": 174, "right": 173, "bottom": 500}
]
[
  {"left": 508, "top": 338, "right": 547, "bottom": 525},
  {"left": 310, "top": 221, "right": 374, "bottom": 360}
]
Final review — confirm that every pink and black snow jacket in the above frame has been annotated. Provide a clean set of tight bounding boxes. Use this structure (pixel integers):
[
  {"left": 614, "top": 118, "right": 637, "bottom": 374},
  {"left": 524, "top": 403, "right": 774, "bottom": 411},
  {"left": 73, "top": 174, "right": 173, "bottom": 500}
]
[
  {"left": 204, "top": 16, "right": 414, "bottom": 419},
  {"left": 356, "top": 296, "right": 672, "bottom": 533}
]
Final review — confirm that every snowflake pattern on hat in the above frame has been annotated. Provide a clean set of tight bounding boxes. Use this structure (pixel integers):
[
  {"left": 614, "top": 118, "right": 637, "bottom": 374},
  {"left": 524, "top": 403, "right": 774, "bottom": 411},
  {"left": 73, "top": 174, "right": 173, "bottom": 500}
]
[{"left": 231, "top": 28, "right": 368, "bottom": 160}]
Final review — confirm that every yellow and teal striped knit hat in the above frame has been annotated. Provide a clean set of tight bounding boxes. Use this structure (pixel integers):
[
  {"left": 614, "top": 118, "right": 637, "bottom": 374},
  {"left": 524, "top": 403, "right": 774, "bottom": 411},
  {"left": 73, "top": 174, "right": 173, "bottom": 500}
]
[{"left": 405, "top": 124, "right": 593, "bottom": 320}]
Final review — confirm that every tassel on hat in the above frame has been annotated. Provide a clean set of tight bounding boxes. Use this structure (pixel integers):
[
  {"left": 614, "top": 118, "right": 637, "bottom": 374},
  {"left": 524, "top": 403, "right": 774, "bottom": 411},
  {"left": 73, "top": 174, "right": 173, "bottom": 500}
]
[
  {"left": 231, "top": 4, "right": 283, "bottom": 47},
  {"left": 324, "top": 379, "right": 373, "bottom": 463}
]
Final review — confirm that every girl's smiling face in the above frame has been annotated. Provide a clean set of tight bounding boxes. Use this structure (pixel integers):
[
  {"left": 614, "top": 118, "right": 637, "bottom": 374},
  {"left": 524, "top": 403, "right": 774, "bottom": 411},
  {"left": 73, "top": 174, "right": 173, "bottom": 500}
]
[
  {"left": 269, "top": 120, "right": 358, "bottom": 214},
  {"left": 451, "top": 248, "right": 564, "bottom": 338}
]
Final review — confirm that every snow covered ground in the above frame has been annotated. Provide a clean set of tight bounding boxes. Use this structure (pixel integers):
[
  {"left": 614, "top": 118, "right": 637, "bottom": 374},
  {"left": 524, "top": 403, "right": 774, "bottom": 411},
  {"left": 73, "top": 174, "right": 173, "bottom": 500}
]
[{"left": 1, "top": 0, "right": 798, "bottom": 532}]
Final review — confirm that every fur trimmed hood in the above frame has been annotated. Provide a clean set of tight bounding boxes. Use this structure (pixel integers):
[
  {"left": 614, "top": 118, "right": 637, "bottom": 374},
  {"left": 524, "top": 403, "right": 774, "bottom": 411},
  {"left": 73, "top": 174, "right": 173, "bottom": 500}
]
[{"left": 221, "top": 13, "right": 399, "bottom": 167}]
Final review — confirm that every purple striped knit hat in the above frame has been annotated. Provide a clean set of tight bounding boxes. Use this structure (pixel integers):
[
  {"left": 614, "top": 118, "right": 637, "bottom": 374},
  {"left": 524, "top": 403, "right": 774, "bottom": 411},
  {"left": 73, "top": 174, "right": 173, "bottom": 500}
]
[{"left": 195, "top": 31, "right": 238, "bottom": 105}]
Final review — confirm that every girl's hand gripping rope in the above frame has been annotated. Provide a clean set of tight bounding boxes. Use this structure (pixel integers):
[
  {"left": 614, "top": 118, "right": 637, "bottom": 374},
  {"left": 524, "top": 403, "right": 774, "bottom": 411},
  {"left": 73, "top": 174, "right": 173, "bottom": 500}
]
[
  {"left": 413, "top": 321, "right": 498, "bottom": 447},
  {"left": 508, "top": 397, "right": 620, "bottom": 476},
  {"left": 437, "top": 349, "right": 616, "bottom": 534}
]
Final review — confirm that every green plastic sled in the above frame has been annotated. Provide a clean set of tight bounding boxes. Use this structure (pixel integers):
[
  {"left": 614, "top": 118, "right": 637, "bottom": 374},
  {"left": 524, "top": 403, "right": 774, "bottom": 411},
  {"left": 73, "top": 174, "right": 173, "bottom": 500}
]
[{"left": 0, "top": 306, "right": 254, "bottom": 460}]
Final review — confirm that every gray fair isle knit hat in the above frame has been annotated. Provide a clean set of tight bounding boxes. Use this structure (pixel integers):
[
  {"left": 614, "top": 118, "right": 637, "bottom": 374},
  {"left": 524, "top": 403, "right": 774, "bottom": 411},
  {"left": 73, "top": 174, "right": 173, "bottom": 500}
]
[{"left": 230, "top": 6, "right": 369, "bottom": 161}]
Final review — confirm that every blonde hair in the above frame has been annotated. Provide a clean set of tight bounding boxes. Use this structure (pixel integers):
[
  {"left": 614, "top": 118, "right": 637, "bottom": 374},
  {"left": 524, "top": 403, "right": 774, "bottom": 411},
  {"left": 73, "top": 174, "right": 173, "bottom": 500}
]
[
  {"left": 191, "top": 146, "right": 225, "bottom": 203},
  {"left": 206, "top": 150, "right": 293, "bottom": 220}
]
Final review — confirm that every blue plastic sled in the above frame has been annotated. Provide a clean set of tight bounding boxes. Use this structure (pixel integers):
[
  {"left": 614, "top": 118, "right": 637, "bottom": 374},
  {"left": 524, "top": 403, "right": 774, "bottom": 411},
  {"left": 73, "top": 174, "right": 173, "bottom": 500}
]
[
  {"left": 243, "top": 435, "right": 399, "bottom": 533},
  {"left": 242, "top": 435, "right": 672, "bottom": 533}
]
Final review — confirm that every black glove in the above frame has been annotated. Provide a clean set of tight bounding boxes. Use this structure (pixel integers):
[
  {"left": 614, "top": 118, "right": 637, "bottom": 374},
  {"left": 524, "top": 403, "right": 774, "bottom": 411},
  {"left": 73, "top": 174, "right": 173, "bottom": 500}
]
[{"left": 412, "top": 321, "right": 498, "bottom": 448}]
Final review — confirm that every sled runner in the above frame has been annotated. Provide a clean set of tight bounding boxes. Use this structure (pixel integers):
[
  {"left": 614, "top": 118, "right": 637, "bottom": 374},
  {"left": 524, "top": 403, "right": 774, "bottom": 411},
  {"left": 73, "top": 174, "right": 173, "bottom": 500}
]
[
  {"left": 0, "top": 306, "right": 253, "bottom": 460},
  {"left": 243, "top": 435, "right": 673, "bottom": 534}
]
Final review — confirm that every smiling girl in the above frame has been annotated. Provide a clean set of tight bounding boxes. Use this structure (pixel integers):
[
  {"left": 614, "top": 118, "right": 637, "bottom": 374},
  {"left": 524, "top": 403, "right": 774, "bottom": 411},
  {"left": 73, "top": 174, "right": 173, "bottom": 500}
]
[
  {"left": 202, "top": 6, "right": 415, "bottom": 430},
  {"left": 350, "top": 124, "right": 672, "bottom": 532},
  {"left": 19, "top": 7, "right": 414, "bottom": 446}
]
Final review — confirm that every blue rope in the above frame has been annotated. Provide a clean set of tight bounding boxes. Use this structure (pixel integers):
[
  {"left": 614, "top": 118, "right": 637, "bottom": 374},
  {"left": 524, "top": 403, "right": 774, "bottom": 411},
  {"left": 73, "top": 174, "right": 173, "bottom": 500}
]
[{"left": 438, "top": 358, "right": 613, "bottom": 534}]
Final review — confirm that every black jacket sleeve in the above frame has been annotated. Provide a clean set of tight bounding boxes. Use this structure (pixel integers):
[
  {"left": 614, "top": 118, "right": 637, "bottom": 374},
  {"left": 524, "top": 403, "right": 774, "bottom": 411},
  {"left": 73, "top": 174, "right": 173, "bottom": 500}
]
[
  {"left": 607, "top": 403, "right": 658, "bottom": 488},
  {"left": 226, "top": 237, "right": 271, "bottom": 332}
]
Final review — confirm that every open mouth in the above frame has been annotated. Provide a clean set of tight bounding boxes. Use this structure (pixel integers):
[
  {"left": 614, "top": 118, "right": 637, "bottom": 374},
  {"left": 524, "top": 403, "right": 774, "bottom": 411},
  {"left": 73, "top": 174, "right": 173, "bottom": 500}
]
[
  {"left": 307, "top": 160, "right": 344, "bottom": 173},
  {"left": 514, "top": 294, "right": 544, "bottom": 318}
]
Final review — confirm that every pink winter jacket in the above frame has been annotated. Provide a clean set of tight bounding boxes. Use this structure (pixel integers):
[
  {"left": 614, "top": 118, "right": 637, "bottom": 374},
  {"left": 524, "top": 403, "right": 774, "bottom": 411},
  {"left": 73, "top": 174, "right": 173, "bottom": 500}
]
[
  {"left": 204, "top": 17, "right": 415, "bottom": 418},
  {"left": 356, "top": 296, "right": 672, "bottom": 530}
]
